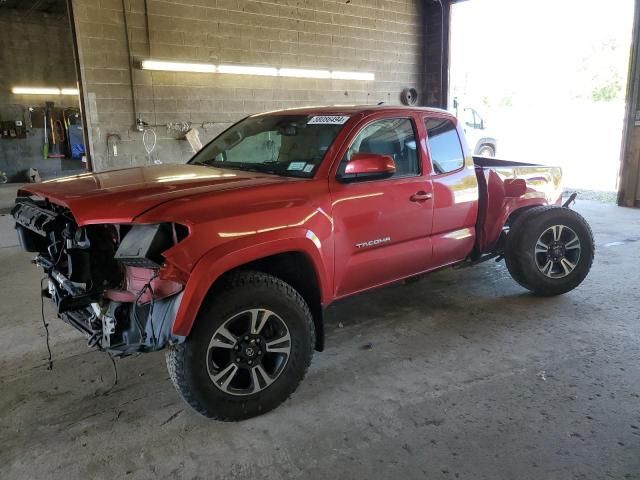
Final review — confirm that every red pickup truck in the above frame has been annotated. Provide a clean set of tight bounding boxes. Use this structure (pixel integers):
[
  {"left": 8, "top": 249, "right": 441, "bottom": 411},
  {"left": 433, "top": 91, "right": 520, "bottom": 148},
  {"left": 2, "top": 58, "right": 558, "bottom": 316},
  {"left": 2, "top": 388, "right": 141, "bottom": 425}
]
[{"left": 12, "top": 106, "right": 594, "bottom": 420}]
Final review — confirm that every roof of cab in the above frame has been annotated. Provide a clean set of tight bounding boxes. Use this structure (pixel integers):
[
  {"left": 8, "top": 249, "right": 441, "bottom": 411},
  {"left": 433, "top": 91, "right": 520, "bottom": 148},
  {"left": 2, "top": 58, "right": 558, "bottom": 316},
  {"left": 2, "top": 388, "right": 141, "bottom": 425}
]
[{"left": 251, "top": 104, "right": 451, "bottom": 117}]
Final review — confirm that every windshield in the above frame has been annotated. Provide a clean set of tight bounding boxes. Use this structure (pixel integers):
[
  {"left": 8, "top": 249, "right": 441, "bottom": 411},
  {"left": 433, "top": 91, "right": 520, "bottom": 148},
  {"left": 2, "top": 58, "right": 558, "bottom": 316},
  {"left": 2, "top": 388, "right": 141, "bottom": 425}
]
[{"left": 189, "top": 114, "right": 348, "bottom": 178}]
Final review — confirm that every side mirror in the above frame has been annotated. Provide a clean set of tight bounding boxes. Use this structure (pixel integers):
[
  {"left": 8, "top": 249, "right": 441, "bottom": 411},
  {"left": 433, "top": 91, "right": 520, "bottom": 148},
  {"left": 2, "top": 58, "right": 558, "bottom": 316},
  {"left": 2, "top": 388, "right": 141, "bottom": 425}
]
[{"left": 339, "top": 153, "right": 396, "bottom": 183}]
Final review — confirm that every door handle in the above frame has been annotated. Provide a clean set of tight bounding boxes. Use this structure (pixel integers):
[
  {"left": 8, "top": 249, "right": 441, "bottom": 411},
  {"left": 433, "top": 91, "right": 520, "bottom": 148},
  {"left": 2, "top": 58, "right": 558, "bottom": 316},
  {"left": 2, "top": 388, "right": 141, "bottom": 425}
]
[{"left": 410, "top": 191, "right": 433, "bottom": 202}]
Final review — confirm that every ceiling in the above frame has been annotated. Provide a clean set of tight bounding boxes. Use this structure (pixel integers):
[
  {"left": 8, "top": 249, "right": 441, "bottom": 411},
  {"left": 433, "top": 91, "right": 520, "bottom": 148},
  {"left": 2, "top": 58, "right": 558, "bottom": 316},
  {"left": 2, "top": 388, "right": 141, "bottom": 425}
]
[{"left": 0, "top": 0, "right": 67, "bottom": 15}]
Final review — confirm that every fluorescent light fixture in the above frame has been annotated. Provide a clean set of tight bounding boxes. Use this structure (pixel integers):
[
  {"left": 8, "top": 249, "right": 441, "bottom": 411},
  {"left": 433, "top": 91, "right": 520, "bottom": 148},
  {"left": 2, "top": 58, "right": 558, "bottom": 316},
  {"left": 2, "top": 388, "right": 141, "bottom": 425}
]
[
  {"left": 279, "top": 68, "right": 331, "bottom": 79},
  {"left": 61, "top": 88, "right": 79, "bottom": 95},
  {"left": 331, "top": 70, "right": 375, "bottom": 81},
  {"left": 138, "top": 59, "right": 375, "bottom": 81},
  {"left": 218, "top": 65, "right": 279, "bottom": 76},
  {"left": 141, "top": 60, "right": 216, "bottom": 73},
  {"left": 12, "top": 87, "right": 61, "bottom": 95}
]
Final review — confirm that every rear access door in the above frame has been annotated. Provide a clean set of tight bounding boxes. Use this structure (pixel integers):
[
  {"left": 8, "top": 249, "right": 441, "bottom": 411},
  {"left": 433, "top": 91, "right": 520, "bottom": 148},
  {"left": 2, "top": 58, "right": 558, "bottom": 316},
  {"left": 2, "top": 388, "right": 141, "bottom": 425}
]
[{"left": 422, "top": 113, "right": 479, "bottom": 267}]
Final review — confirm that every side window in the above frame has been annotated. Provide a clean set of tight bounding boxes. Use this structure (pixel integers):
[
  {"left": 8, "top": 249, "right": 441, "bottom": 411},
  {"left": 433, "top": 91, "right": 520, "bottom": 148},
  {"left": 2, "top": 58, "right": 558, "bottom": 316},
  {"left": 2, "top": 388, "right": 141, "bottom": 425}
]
[
  {"left": 340, "top": 118, "right": 419, "bottom": 178},
  {"left": 425, "top": 118, "right": 465, "bottom": 174}
]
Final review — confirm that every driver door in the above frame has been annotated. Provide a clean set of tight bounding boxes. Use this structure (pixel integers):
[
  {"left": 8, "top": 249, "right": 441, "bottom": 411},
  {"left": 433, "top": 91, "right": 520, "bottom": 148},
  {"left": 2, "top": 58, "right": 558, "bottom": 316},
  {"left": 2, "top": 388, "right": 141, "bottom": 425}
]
[{"left": 329, "top": 115, "right": 434, "bottom": 297}]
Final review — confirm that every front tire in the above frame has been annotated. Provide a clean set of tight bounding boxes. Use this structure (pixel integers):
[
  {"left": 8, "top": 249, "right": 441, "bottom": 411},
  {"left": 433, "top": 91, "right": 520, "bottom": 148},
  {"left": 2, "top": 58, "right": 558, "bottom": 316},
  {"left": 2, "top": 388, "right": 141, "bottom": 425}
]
[
  {"left": 166, "top": 271, "right": 315, "bottom": 420},
  {"left": 504, "top": 206, "right": 595, "bottom": 296}
]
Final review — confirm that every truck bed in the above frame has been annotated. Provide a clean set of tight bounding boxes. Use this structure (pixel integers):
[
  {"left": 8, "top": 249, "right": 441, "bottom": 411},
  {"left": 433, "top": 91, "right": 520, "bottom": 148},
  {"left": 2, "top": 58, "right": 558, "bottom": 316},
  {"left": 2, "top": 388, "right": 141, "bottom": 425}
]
[
  {"left": 473, "top": 156, "right": 563, "bottom": 253},
  {"left": 472, "top": 156, "right": 547, "bottom": 168}
]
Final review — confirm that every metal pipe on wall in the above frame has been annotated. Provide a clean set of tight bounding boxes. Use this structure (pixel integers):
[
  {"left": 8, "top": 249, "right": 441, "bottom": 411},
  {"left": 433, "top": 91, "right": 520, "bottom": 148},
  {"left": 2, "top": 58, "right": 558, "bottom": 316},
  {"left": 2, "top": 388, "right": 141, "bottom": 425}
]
[{"left": 121, "top": 0, "right": 139, "bottom": 129}]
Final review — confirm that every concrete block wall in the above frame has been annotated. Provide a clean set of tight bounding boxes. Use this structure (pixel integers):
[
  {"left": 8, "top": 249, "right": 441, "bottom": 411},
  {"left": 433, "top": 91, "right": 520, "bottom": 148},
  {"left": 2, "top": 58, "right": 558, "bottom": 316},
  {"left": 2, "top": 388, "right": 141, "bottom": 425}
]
[{"left": 71, "top": 0, "right": 424, "bottom": 170}]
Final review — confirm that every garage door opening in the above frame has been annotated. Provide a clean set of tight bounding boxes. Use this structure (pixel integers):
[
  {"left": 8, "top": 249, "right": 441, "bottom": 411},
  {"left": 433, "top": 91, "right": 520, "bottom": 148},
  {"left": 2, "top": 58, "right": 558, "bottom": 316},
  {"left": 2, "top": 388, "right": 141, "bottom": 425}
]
[
  {"left": 0, "top": 0, "right": 87, "bottom": 183},
  {"left": 449, "top": 0, "right": 635, "bottom": 194}
]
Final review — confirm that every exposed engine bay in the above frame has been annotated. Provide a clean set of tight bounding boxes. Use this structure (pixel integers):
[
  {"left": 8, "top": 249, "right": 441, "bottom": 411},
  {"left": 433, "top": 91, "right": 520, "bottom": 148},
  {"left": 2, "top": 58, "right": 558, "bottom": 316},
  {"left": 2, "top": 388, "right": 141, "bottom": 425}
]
[{"left": 12, "top": 197, "right": 186, "bottom": 357}]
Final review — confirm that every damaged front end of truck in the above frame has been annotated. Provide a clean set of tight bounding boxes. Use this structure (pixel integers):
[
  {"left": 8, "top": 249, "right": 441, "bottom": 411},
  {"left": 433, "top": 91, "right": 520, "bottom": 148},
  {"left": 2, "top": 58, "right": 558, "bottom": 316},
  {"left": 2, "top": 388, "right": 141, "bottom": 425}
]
[{"left": 12, "top": 196, "right": 187, "bottom": 357}]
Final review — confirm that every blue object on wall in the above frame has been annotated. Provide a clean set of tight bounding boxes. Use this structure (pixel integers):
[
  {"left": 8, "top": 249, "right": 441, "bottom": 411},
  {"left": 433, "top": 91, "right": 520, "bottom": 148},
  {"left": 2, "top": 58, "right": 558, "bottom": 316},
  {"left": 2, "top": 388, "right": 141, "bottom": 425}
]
[{"left": 67, "top": 124, "right": 85, "bottom": 160}]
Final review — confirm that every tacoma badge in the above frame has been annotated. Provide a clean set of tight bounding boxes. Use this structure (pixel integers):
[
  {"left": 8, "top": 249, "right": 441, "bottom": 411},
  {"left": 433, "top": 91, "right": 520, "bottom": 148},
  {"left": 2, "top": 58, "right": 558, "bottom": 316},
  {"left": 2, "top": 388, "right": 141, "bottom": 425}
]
[{"left": 355, "top": 237, "right": 391, "bottom": 249}]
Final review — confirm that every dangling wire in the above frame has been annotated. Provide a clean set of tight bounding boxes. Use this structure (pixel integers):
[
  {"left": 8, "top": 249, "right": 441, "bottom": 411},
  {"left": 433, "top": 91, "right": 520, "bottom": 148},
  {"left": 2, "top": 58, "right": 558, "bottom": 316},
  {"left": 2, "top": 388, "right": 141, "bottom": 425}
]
[
  {"left": 108, "top": 355, "right": 118, "bottom": 387},
  {"left": 147, "top": 281, "right": 157, "bottom": 343},
  {"left": 129, "top": 269, "right": 160, "bottom": 346},
  {"left": 142, "top": 128, "right": 157, "bottom": 164},
  {"left": 101, "top": 354, "right": 119, "bottom": 395},
  {"left": 40, "top": 277, "right": 53, "bottom": 370},
  {"left": 133, "top": 270, "right": 159, "bottom": 343}
]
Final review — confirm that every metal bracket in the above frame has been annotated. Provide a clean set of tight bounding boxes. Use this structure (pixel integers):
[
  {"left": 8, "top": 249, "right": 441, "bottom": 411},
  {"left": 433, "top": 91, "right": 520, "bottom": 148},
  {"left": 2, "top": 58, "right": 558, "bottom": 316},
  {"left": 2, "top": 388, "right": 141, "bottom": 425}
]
[{"left": 563, "top": 192, "right": 578, "bottom": 208}]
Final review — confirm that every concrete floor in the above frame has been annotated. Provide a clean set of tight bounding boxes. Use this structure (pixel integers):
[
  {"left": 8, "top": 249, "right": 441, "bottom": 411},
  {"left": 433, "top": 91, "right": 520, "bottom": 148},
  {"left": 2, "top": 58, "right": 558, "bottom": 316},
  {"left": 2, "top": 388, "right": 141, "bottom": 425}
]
[
  {"left": 0, "top": 184, "right": 20, "bottom": 214},
  {"left": 0, "top": 199, "right": 639, "bottom": 479}
]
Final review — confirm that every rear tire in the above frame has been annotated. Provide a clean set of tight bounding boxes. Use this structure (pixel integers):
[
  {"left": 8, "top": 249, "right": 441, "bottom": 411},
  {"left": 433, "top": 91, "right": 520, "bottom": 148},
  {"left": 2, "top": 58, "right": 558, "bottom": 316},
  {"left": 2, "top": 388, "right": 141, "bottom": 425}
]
[
  {"left": 504, "top": 206, "right": 594, "bottom": 296},
  {"left": 166, "top": 271, "right": 315, "bottom": 420}
]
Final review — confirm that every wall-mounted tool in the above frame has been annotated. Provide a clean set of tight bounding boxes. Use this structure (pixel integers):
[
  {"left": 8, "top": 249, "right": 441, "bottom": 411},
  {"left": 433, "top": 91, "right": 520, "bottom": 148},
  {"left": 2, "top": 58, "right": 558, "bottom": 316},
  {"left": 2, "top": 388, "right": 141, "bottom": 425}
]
[
  {"left": 51, "top": 119, "right": 66, "bottom": 157},
  {"left": 42, "top": 107, "right": 49, "bottom": 159},
  {"left": 44, "top": 102, "right": 65, "bottom": 158}
]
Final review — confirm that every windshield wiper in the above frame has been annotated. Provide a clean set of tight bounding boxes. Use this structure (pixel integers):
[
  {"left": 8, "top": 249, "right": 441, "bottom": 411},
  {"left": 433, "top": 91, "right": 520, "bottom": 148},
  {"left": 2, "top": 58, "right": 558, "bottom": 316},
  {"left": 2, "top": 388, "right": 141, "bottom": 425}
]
[
  {"left": 219, "top": 164, "right": 287, "bottom": 176},
  {"left": 190, "top": 159, "right": 220, "bottom": 167},
  {"left": 194, "top": 161, "right": 304, "bottom": 178}
]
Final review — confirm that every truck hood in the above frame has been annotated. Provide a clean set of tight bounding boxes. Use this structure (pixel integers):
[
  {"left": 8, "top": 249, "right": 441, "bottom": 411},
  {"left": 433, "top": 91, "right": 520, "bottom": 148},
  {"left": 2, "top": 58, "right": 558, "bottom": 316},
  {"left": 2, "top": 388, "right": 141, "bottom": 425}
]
[{"left": 18, "top": 164, "right": 295, "bottom": 225}]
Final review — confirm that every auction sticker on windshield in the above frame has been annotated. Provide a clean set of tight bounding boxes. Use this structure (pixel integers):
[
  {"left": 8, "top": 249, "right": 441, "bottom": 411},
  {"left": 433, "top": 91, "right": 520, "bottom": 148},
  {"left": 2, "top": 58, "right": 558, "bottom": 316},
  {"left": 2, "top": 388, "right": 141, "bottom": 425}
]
[
  {"left": 307, "top": 116, "right": 350, "bottom": 125},
  {"left": 288, "top": 162, "right": 307, "bottom": 171}
]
